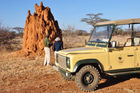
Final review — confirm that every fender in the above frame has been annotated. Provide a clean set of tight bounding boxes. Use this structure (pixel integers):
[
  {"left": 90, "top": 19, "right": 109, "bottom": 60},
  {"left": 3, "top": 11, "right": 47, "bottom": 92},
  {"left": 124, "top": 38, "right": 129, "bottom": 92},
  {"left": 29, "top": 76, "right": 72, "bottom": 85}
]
[{"left": 73, "top": 59, "right": 104, "bottom": 73}]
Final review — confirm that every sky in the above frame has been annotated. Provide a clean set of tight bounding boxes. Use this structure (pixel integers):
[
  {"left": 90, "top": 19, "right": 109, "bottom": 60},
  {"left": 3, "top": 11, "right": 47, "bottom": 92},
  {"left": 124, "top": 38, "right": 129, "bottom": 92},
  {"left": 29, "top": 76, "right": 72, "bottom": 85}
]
[{"left": 0, "top": 0, "right": 140, "bottom": 32}]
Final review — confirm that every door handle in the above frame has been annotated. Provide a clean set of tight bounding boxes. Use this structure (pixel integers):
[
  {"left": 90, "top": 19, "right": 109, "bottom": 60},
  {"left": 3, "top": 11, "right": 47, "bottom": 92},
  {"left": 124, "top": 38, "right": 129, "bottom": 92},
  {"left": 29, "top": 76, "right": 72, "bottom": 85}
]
[
  {"left": 118, "top": 57, "right": 122, "bottom": 60},
  {"left": 127, "top": 55, "right": 134, "bottom": 57}
]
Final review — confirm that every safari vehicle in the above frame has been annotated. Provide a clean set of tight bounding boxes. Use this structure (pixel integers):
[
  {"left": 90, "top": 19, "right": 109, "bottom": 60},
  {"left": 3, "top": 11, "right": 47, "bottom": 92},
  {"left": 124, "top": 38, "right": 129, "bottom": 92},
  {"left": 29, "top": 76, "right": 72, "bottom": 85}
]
[{"left": 55, "top": 18, "right": 140, "bottom": 92}]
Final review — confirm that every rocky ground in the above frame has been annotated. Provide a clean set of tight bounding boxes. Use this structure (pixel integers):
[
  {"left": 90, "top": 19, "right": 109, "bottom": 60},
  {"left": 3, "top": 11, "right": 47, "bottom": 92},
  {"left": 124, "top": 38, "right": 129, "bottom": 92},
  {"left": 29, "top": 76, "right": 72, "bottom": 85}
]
[{"left": 1, "top": 52, "right": 140, "bottom": 93}]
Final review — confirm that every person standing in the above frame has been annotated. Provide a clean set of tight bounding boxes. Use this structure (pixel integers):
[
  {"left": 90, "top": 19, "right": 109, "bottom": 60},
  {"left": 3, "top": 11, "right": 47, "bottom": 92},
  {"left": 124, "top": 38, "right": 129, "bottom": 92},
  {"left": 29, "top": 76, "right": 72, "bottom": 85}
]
[
  {"left": 53, "top": 37, "right": 63, "bottom": 59},
  {"left": 43, "top": 34, "right": 51, "bottom": 66}
]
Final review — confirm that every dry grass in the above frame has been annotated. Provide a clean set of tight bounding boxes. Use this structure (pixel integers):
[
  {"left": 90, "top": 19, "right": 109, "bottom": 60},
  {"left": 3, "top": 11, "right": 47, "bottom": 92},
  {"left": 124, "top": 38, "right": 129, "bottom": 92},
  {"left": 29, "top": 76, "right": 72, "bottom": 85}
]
[
  {"left": 111, "top": 35, "right": 130, "bottom": 44},
  {"left": 63, "top": 35, "right": 90, "bottom": 49},
  {"left": 0, "top": 35, "right": 89, "bottom": 53},
  {"left": 0, "top": 36, "right": 22, "bottom": 52}
]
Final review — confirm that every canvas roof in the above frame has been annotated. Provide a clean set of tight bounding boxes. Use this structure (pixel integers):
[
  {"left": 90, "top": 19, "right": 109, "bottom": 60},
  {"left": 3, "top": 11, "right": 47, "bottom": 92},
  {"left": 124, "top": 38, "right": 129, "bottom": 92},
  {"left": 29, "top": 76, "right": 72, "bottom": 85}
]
[{"left": 95, "top": 18, "right": 140, "bottom": 26}]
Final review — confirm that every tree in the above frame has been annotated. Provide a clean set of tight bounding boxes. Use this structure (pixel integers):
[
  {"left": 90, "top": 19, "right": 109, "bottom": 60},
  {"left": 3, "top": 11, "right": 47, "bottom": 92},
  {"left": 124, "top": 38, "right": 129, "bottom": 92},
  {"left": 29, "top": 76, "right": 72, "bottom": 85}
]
[
  {"left": 12, "top": 27, "right": 24, "bottom": 37},
  {"left": 81, "top": 13, "right": 109, "bottom": 33}
]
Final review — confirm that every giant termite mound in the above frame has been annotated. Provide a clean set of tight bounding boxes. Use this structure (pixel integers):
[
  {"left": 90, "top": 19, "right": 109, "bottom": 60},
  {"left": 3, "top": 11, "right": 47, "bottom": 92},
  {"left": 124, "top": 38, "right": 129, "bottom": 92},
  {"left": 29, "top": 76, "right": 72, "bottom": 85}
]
[{"left": 21, "top": 2, "right": 62, "bottom": 59}]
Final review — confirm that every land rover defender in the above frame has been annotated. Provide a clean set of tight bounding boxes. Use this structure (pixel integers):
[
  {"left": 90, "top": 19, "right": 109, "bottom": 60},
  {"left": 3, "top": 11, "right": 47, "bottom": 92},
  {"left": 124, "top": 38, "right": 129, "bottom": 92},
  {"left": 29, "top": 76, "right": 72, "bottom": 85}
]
[{"left": 55, "top": 18, "right": 140, "bottom": 92}]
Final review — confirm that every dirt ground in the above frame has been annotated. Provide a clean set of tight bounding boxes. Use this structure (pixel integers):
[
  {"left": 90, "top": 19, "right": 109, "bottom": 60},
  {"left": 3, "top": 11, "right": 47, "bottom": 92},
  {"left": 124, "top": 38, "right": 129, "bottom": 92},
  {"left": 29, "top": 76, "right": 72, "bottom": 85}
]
[
  {"left": 1, "top": 36, "right": 140, "bottom": 93},
  {"left": 0, "top": 52, "right": 140, "bottom": 93}
]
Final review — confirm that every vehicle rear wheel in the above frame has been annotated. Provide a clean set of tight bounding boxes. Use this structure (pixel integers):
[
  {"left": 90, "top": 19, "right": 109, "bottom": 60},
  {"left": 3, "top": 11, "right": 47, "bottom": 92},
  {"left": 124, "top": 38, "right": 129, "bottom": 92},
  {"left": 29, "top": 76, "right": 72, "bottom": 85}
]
[{"left": 75, "top": 65, "right": 100, "bottom": 92}]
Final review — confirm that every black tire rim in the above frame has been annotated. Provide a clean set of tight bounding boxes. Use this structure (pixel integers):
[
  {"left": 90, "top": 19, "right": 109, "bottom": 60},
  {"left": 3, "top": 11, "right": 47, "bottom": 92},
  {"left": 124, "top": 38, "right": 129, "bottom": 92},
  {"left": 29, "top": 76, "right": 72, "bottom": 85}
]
[{"left": 82, "top": 72, "right": 94, "bottom": 86}]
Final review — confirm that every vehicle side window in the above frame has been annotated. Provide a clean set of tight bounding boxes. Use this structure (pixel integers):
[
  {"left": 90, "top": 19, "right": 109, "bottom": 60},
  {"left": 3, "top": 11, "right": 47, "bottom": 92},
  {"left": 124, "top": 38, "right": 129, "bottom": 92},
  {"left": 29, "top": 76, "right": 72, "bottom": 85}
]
[
  {"left": 134, "top": 24, "right": 140, "bottom": 46},
  {"left": 110, "top": 25, "right": 131, "bottom": 47}
]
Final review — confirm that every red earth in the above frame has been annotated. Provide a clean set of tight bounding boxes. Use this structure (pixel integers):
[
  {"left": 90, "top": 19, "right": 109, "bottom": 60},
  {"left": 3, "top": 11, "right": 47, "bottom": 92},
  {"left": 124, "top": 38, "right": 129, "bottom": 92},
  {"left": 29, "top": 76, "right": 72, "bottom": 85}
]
[{"left": 0, "top": 53, "right": 140, "bottom": 93}]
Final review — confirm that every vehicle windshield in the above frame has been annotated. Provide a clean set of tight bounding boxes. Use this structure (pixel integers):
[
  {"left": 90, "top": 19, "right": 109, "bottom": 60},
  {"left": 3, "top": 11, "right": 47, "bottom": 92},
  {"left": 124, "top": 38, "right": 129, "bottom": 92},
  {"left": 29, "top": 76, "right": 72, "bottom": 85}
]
[{"left": 89, "top": 25, "right": 113, "bottom": 43}]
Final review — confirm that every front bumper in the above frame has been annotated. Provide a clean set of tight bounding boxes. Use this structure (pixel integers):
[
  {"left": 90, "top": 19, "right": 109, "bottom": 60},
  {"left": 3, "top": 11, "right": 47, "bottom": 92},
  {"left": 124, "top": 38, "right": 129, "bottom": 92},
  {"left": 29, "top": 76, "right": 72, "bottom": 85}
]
[{"left": 53, "top": 65, "right": 72, "bottom": 78}]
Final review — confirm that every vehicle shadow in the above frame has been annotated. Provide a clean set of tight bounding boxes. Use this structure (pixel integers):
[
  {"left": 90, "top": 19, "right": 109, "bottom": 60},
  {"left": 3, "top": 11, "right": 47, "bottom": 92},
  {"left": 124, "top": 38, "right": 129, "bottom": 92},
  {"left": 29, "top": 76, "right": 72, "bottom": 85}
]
[{"left": 96, "top": 73, "right": 140, "bottom": 90}]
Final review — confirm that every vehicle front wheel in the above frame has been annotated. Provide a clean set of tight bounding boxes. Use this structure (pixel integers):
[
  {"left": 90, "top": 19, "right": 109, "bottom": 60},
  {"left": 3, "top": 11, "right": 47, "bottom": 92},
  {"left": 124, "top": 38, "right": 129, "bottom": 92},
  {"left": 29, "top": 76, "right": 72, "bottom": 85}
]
[{"left": 75, "top": 65, "right": 100, "bottom": 92}]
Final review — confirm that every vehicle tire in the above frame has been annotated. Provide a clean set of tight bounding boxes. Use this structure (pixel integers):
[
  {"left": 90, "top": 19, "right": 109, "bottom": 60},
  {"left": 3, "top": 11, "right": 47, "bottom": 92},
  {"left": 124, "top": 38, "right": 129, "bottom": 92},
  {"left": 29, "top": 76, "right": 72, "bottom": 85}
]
[{"left": 75, "top": 65, "right": 100, "bottom": 92}]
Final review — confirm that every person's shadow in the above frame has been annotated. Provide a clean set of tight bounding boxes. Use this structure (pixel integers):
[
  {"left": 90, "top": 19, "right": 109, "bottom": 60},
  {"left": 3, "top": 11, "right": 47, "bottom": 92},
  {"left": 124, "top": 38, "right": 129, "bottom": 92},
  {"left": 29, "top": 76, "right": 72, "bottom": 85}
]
[{"left": 96, "top": 73, "right": 140, "bottom": 90}]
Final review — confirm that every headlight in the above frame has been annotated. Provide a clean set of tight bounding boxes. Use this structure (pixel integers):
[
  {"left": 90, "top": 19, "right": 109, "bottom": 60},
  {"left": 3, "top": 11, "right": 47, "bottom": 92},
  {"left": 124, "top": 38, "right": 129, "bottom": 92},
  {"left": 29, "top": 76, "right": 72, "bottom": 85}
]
[{"left": 66, "top": 57, "right": 70, "bottom": 69}]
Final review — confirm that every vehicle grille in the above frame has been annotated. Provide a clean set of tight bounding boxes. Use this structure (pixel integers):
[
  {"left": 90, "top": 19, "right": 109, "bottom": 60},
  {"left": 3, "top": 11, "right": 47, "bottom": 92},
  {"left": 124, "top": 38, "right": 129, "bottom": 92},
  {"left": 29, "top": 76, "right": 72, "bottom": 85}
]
[{"left": 57, "top": 54, "right": 66, "bottom": 69}]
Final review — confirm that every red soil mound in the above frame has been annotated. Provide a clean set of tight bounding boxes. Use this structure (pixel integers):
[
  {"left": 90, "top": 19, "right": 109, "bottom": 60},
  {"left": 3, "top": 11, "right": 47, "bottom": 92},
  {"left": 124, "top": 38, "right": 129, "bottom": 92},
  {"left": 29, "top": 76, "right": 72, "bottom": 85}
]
[{"left": 19, "top": 2, "right": 62, "bottom": 63}]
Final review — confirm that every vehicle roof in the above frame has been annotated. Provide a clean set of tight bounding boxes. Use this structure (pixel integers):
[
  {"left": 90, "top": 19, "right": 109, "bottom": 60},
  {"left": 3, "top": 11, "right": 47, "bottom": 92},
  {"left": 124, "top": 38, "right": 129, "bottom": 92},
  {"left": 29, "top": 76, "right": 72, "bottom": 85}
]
[{"left": 95, "top": 18, "right": 140, "bottom": 26}]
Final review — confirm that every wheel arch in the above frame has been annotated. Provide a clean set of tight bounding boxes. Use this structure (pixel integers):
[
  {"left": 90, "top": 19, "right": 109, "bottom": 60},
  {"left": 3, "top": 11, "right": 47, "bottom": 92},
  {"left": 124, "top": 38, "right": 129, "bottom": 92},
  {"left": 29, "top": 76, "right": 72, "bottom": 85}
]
[{"left": 73, "top": 59, "right": 104, "bottom": 74}]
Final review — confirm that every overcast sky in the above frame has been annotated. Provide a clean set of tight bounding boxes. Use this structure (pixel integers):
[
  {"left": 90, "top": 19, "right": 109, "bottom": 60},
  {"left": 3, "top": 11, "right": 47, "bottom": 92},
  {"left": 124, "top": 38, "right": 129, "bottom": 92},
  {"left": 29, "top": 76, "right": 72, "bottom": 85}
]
[{"left": 0, "top": 0, "right": 140, "bottom": 32}]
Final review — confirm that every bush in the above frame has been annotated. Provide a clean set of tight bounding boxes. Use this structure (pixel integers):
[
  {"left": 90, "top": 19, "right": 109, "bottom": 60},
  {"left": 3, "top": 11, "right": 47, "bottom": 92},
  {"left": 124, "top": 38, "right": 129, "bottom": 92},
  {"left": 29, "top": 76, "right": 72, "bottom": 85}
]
[
  {"left": 0, "top": 30, "right": 16, "bottom": 44},
  {"left": 75, "top": 30, "right": 90, "bottom": 36},
  {"left": 61, "top": 25, "right": 90, "bottom": 49},
  {"left": 62, "top": 29, "right": 90, "bottom": 36},
  {"left": 0, "top": 25, "right": 17, "bottom": 51}
]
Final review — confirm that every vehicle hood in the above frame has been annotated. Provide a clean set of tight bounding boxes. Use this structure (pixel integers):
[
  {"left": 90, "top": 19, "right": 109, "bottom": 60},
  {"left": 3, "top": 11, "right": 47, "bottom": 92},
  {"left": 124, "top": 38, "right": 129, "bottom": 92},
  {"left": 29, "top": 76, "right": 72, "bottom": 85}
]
[{"left": 58, "top": 47, "right": 106, "bottom": 55}]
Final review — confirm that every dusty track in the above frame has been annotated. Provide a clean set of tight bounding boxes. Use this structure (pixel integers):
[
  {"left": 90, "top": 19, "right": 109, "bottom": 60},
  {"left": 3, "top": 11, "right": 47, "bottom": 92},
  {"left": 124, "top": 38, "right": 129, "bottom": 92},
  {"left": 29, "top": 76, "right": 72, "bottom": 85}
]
[{"left": 0, "top": 53, "right": 140, "bottom": 93}]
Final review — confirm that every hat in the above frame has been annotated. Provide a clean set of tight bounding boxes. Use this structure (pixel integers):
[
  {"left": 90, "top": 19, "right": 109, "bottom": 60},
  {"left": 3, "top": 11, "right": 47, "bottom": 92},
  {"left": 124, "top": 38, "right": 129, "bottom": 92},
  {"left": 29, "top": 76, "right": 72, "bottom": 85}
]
[{"left": 55, "top": 37, "right": 60, "bottom": 41}]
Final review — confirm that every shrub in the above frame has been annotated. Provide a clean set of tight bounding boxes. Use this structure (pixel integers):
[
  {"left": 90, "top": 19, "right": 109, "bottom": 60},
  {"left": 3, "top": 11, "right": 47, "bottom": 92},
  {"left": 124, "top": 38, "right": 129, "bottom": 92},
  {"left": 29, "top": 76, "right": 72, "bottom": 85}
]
[{"left": 0, "top": 25, "right": 17, "bottom": 51}]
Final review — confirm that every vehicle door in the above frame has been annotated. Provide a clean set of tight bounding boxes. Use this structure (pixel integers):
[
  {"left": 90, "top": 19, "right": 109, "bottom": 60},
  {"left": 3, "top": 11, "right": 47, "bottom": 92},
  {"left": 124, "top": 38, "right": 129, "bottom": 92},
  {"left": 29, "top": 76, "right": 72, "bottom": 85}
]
[
  {"left": 109, "top": 24, "right": 135, "bottom": 70},
  {"left": 133, "top": 24, "right": 140, "bottom": 67},
  {"left": 135, "top": 39, "right": 140, "bottom": 67}
]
